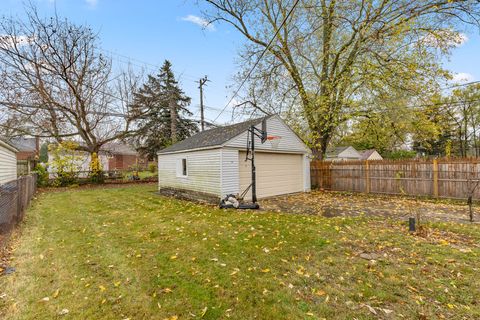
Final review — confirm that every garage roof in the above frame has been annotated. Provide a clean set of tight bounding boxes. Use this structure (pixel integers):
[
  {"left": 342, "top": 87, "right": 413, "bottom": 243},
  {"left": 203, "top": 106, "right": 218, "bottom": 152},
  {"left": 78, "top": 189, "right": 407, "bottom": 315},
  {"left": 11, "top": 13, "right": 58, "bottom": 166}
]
[
  {"left": 0, "top": 137, "right": 19, "bottom": 153},
  {"left": 158, "top": 116, "right": 271, "bottom": 154}
]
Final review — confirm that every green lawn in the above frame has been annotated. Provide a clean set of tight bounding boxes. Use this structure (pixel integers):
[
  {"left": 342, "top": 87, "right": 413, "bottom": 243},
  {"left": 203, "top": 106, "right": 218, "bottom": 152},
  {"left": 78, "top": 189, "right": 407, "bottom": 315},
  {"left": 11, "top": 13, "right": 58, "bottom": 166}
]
[{"left": 1, "top": 185, "right": 480, "bottom": 319}]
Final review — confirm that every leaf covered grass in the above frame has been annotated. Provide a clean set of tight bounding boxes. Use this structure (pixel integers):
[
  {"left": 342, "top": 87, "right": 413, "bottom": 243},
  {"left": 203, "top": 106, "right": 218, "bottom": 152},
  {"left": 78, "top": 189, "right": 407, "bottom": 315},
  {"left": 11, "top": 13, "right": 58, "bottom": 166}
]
[{"left": 1, "top": 185, "right": 479, "bottom": 319}]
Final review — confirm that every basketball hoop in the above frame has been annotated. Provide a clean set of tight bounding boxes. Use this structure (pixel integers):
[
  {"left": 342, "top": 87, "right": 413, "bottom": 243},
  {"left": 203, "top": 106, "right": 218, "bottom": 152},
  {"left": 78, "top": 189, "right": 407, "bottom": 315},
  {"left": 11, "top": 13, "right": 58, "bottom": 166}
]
[{"left": 266, "top": 135, "right": 282, "bottom": 149}]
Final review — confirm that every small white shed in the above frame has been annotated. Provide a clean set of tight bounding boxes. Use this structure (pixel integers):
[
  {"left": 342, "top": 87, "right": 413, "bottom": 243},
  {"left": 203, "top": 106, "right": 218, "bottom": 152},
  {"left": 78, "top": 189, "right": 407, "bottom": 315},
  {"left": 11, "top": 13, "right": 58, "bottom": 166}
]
[
  {"left": 158, "top": 115, "right": 311, "bottom": 201},
  {"left": 0, "top": 138, "right": 18, "bottom": 185}
]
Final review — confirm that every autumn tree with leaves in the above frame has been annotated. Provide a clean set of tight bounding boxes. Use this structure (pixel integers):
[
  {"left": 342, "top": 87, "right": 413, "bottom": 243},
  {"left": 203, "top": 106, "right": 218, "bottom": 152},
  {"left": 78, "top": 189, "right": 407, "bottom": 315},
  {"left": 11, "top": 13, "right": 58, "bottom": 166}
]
[{"left": 201, "top": 0, "right": 480, "bottom": 158}]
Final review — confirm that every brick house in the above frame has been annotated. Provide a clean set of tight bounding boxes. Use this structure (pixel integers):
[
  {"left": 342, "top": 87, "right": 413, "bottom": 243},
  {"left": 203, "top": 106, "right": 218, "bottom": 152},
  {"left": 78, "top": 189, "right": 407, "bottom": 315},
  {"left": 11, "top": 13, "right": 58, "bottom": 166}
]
[
  {"left": 102, "top": 142, "right": 148, "bottom": 171},
  {"left": 9, "top": 137, "right": 40, "bottom": 174}
]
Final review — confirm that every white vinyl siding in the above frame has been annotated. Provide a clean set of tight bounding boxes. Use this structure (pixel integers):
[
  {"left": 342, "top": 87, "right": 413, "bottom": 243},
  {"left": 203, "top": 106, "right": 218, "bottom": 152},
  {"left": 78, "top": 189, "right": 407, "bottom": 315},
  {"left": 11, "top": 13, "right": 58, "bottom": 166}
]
[
  {"left": 158, "top": 148, "right": 222, "bottom": 196},
  {"left": 221, "top": 148, "right": 239, "bottom": 196},
  {"left": 303, "top": 154, "right": 311, "bottom": 192},
  {"left": 0, "top": 142, "right": 17, "bottom": 184},
  {"left": 225, "top": 115, "right": 309, "bottom": 153}
]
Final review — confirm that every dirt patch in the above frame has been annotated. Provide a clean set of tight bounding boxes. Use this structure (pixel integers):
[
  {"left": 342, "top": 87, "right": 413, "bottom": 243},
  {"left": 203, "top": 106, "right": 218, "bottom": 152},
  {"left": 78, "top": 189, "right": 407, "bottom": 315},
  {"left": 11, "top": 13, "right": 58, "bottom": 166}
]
[{"left": 260, "top": 190, "right": 480, "bottom": 224}]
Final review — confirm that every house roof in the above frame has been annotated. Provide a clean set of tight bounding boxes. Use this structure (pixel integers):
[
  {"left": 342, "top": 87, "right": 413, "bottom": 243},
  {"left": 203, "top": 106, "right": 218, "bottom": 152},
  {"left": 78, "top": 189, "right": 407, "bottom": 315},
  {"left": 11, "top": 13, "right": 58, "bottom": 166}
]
[
  {"left": 0, "top": 136, "right": 19, "bottom": 153},
  {"left": 359, "top": 149, "right": 377, "bottom": 160},
  {"left": 158, "top": 116, "right": 271, "bottom": 154},
  {"left": 9, "top": 137, "right": 37, "bottom": 152},
  {"left": 325, "top": 146, "right": 351, "bottom": 158},
  {"left": 101, "top": 142, "right": 138, "bottom": 156}
]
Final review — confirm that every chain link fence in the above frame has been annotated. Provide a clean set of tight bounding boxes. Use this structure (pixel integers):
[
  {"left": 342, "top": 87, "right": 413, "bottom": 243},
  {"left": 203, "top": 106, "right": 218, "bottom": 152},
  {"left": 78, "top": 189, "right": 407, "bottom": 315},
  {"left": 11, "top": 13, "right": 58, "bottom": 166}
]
[{"left": 0, "top": 175, "right": 37, "bottom": 248}]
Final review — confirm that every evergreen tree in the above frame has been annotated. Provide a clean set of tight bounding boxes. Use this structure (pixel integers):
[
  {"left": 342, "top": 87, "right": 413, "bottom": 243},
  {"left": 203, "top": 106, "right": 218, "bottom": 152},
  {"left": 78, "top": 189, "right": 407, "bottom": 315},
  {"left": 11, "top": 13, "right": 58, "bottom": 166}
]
[{"left": 130, "top": 60, "right": 198, "bottom": 158}]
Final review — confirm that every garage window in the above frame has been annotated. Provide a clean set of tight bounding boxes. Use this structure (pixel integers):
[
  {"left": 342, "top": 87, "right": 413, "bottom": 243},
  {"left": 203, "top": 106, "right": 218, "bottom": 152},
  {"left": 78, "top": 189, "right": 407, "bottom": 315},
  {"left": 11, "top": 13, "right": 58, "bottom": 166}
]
[
  {"left": 182, "top": 158, "right": 187, "bottom": 176},
  {"left": 177, "top": 158, "right": 188, "bottom": 177}
]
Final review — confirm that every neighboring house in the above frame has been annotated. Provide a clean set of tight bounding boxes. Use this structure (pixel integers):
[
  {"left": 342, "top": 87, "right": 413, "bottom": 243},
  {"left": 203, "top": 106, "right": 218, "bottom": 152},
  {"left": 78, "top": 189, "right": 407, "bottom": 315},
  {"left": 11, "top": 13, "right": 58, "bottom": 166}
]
[
  {"left": 325, "top": 146, "right": 362, "bottom": 161},
  {"left": 9, "top": 137, "right": 40, "bottom": 175},
  {"left": 47, "top": 142, "right": 146, "bottom": 174},
  {"left": 0, "top": 138, "right": 18, "bottom": 185},
  {"left": 359, "top": 149, "right": 383, "bottom": 161},
  {"left": 103, "top": 142, "right": 148, "bottom": 170},
  {"left": 158, "top": 115, "right": 311, "bottom": 202}
]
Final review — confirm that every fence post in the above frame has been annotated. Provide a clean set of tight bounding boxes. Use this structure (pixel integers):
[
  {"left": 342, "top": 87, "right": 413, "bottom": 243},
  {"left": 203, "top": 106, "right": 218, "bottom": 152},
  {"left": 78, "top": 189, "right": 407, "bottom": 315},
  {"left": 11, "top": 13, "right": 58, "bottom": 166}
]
[
  {"left": 433, "top": 159, "right": 439, "bottom": 198},
  {"left": 365, "top": 160, "right": 370, "bottom": 193}
]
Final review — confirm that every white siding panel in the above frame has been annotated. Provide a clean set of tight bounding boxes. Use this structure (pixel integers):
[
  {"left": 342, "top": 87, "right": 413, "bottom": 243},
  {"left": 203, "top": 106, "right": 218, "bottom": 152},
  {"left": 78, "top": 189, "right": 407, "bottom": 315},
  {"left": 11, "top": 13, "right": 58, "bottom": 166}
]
[
  {"left": 158, "top": 149, "right": 222, "bottom": 196},
  {"left": 221, "top": 149, "right": 239, "bottom": 196},
  {"left": 303, "top": 154, "right": 311, "bottom": 192},
  {"left": 0, "top": 144, "right": 17, "bottom": 184},
  {"left": 225, "top": 115, "right": 309, "bottom": 154}
]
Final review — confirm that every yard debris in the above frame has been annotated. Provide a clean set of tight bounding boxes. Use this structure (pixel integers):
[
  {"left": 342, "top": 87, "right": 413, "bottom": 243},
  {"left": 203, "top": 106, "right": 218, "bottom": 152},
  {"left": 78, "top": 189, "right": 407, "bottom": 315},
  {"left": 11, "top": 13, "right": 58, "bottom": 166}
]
[
  {"left": 1, "top": 266, "right": 15, "bottom": 275},
  {"left": 261, "top": 190, "right": 480, "bottom": 224},
  {"left": 200, "top": 306, "right": 208, "bottom": 317},
  {"left": 58, "top": 308, "right": 69, "bottom": 315},
  {"left": 359, "top": 253, "right": 381, "bottom": 261}
]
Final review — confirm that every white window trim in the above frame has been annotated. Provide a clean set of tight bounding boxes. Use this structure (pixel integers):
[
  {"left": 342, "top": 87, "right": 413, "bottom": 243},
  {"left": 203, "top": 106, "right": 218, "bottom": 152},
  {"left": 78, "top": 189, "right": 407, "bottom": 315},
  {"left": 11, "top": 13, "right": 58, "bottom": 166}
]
[{"left": 176, "top": 157, "right": 188, "bottom": 178}]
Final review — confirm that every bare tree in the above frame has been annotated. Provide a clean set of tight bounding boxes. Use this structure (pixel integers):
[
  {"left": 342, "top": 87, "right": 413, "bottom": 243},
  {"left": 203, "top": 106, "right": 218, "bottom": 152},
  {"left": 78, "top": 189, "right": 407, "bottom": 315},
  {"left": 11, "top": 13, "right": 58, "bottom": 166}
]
[
  {"left": 202, "top": 0, "right": 480, "bottom": 158},
  {"left": 0, "top": 5, "right": 141, "bottom": 155}
]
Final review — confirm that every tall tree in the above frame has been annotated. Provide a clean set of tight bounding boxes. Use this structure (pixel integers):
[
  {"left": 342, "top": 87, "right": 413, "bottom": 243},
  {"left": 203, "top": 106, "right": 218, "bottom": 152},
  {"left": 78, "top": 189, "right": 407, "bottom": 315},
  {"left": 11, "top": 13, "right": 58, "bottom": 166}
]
[
  {"left": 202, "top": 0, "right": 480, "bottom": 158},
  {"left": 0, "top": 5, "right": 140, "bottom": 156},
  {"left": 339, "top": 95, "right": 439, "bottom": 155},
  {"left": 130, "top": 60, "right": 197, "bottom": 158}
]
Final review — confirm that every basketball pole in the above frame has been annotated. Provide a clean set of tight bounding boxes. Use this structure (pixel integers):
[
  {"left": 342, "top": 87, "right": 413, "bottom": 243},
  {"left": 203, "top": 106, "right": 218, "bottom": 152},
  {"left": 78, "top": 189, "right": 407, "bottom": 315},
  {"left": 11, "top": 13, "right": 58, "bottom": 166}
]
[
  {"left": 248, "top": 122, "right": 267, "bottom": 204},
  {"left": 251, "top": 126, "right": 257, "bottom": 203}
]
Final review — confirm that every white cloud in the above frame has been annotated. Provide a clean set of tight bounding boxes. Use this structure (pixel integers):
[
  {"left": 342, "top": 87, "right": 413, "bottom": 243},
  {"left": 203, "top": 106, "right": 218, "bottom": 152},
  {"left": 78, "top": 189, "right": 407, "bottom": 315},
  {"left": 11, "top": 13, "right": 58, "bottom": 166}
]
[
  {"left": 451, "top": 72, "right": 475, "bottom": 83},
  {"left": 85, "top": 0, "right": 98, "bottom": 7},
  {"left": 181, "top": 15, "right": 215, "bottom": 31},
  {"left": 456, "top": 33, "right": 469, "bottom": 47}
]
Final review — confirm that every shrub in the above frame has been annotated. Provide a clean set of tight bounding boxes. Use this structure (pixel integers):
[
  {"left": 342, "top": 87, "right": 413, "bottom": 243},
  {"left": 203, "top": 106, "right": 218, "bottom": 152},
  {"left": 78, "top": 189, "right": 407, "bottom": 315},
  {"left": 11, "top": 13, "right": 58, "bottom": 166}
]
[
  {"left": 34, "top": 163, "right": 50, "bottom": 187},
  {"left": 48, "top": 141, "right": 81, "bottom": 187},
  {"left": 383, "top": 150, "right": 417, "bottom": 160},
  {"left": 88, "top": 152, "right": 104, "bottom": 184},
  {"left": 148, "top": 162, "right": 157, "bottom": 173}
]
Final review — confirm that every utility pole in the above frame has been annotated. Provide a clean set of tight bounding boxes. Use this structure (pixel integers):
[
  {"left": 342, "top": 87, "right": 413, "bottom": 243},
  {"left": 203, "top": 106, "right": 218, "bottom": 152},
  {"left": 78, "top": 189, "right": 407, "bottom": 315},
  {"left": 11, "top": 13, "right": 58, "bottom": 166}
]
[{"left": 198, "top": 76, "right": 209, "bottom": 131}]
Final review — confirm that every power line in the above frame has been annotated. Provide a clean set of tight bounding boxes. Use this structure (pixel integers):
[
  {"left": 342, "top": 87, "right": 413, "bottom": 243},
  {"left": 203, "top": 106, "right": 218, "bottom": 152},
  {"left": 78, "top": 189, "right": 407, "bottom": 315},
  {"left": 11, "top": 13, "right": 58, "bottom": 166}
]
[
  {"left": 100, "top": 48, "right": 200, "bottom": 81},
  {"left": 212, "top": 0, "right": 301, "bottom": 123},
  {"left": 440, "top": 80, "right": 480, "bottom": 91}
]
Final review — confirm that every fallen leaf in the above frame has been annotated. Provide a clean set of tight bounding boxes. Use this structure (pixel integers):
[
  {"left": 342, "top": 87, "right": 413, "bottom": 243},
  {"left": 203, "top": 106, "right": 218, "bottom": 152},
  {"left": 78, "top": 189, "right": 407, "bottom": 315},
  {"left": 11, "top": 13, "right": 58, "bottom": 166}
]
[{"left": 201, "top": 306, "right": 208, "bottom": 317}]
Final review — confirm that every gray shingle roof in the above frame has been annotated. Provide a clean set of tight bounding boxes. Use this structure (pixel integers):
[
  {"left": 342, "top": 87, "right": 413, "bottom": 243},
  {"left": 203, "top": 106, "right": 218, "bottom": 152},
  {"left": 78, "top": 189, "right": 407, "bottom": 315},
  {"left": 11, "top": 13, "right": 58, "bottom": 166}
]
[
  {"left": 9, "top": 137, "right": 37, "bottom": 152},
  {"left": 325, "top": 146, "right": 350, "bottom": 158},
  {"left": 359, "top": 149, "right": 376, "bottom": 160},
  {"left": 101, "top": 142, "right": 138, "bottom": 156},
  {"left": 158, "top": 116, "right": 271, "bottom": 154},
  {"left": 0, "top": 136, "right": 19, "bottom": 152}
]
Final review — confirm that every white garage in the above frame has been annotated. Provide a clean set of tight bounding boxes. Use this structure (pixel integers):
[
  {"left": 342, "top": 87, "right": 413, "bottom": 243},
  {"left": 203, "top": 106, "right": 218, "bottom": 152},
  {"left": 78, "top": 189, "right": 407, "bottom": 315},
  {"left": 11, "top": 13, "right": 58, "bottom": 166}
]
[{"left": 158, "top": 115, "right": 311, "bottom": 202}]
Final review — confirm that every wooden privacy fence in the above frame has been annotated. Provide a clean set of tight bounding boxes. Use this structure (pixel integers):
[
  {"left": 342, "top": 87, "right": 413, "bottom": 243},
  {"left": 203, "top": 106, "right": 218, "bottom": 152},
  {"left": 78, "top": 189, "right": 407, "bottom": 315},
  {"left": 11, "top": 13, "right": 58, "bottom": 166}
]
[{"left": 311, "top": 158, "right": 480, "bottom": 199}]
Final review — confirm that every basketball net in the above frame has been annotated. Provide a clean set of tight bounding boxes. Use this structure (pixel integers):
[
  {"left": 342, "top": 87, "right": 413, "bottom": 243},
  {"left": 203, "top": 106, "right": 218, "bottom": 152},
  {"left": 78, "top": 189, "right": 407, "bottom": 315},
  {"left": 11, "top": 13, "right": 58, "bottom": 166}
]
[{"left": 266, "top": 135, "right": 281, "bottom": 149}]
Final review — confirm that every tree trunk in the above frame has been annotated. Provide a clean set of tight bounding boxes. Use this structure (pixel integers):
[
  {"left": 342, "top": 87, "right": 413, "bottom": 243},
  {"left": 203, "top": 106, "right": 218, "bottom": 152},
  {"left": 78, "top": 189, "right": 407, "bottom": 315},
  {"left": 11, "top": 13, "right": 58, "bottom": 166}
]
[{"left": 170, "top": 99, "right": 177, "bottom": 143}]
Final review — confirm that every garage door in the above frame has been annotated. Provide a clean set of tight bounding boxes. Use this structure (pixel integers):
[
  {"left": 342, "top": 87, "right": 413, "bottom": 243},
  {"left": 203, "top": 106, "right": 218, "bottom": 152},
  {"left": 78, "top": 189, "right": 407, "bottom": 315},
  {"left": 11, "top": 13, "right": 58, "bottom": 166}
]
[{"left": 239, "top": 151, "right": 304, "bottom": 199}]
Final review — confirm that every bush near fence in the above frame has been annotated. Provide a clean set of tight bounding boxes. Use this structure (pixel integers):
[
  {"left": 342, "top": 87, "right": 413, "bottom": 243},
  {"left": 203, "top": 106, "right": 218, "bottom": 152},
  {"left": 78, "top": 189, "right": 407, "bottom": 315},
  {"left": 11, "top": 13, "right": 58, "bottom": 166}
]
[
  {"left": 44, "top": 169, "right": 158, "bottom": 187},
  {"left": 311, "top": 158, "right": 480, "bottom": 200},
  {"left": 0, "top": 175, "right": 37, "bottom": 247}
]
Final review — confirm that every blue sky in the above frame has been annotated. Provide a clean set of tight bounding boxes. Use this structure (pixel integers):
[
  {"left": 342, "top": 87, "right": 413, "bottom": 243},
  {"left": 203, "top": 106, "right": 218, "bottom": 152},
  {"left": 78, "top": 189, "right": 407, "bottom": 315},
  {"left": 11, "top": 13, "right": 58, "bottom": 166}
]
[{"left": 1, "top": 0, "right": 479, "bottom": 124}]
